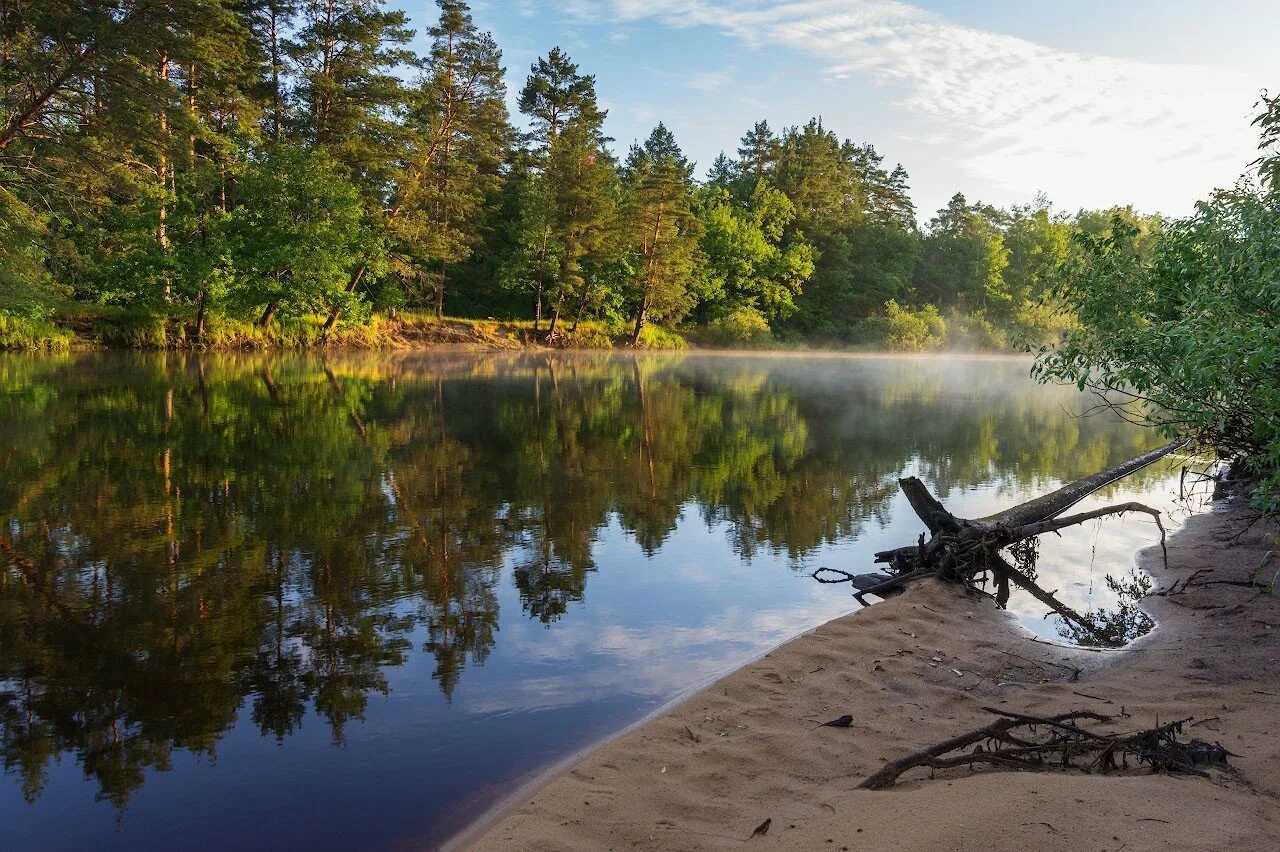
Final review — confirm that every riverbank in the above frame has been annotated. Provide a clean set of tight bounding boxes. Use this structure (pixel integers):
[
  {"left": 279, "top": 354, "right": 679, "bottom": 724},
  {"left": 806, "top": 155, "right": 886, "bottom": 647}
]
[
  {"left": 459, "top": 496, "right": 1280, "bottom": 851},
  {"left": 0, "top": 310, "right": 1032, "bottom": 355},
  {"left": 0, "top": 311, "right": 693, "bottom": 352}
]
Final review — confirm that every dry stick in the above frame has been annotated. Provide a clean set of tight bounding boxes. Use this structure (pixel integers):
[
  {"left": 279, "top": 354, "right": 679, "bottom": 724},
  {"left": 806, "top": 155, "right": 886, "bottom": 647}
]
[
  {"left": 859, "top": 710, "right": 1113, "bottom": 790},
  {"left": 998, "top": 502, "right": 1168, "bottom": 570}
]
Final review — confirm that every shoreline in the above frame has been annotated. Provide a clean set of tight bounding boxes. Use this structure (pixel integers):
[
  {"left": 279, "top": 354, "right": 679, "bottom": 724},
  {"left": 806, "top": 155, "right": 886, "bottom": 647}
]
[
  {"left": 456, "top": 496, "right": 1279, "bottom": 851},
  {"left": 0, "top": 314, "right": 1030, "bottom": 357}
]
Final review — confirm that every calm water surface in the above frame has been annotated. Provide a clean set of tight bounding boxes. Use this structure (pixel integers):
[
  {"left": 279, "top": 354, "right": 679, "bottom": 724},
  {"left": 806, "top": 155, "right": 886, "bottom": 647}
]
[{"left": 0, "top": 352, "right": 1190, "bottom": 849}]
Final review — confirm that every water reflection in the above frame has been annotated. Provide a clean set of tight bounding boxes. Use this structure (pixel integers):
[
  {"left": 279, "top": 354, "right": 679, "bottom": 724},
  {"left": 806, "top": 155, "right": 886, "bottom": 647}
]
[
  {"left": 1054, "top": 571, "right": 1157, "bottom": 648},
  {"left": 0, "top": 352, "right": 1174, "bottom": 846}
]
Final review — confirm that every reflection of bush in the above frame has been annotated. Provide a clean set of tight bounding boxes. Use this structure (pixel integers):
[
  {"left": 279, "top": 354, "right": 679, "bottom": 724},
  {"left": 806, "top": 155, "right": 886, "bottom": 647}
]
[{"left": 1054, "top": 571, "right": 1155, "bottom": 649}]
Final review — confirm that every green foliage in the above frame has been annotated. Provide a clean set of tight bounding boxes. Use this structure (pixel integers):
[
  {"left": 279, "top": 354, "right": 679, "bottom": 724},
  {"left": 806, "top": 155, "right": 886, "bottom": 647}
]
[
  {"left": 694, "top": 183, "right": 814, "bottom": 326},
  {"left": 0, "top": 0, "right": 1218, "bottom": 353},
  {"left": 945, "top": 309, "right": 1007, "bottom": 351},
  {"left": 224, "top": 148, "right": 373, "bottom": 325},
  {"left": 868, "top": 300, "right": 947, "bottom": 351},
  {"left": 913, "top": 193, "right": 1010, "bottom": 311},
  {"left": 0, "top": 181, "right": 61, "bottom": 320},
  {"left": 620, "top": 124, "right": 704, "bottom": 344},
  {"left": 0, "top": 313, "right": 74, "bottom": 351},
  {"left": 696, "top": 306, "right": 774, "bottom": 347},
  {"left": 632, "top": 324, "right": 689, "bottom": 350},
  {"left": 1037, "top": 106, "right": 1280, "bottom": 508}
]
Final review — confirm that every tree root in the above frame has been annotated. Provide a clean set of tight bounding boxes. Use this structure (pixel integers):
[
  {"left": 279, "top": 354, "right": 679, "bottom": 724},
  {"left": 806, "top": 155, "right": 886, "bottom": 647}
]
[{"left": 860, "top": 708, "right": 1232, "bottom": 790}]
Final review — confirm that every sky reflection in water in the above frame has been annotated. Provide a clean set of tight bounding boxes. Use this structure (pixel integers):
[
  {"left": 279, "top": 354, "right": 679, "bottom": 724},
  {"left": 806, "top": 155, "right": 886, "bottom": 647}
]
[{"left": 0, "top": 352, "right": 1192, "bottom": 849}]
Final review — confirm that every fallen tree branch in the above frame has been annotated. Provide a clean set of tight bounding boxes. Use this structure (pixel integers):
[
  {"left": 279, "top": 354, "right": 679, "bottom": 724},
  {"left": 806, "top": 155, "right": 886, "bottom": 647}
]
[
  {"left": 817, "top": 443, "right": 1185, "bottom": 632},
  {"left": 860, "top": 708, "right": 1231, "bottom": 790},
  {"left": 997, "top": 502, "right": 1168, "bottom": 570}
]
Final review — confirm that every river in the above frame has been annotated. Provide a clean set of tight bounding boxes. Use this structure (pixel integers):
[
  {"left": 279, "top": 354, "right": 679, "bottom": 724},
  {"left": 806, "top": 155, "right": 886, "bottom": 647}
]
[{"left": 0, "top": 351, "right": 1193, "bottom": 849}]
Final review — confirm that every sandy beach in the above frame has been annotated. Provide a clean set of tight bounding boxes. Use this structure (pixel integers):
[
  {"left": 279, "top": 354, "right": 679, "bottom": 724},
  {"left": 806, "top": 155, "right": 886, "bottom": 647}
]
[{"left": 458, "top": 496, "right": 1280, "bottom": 851}]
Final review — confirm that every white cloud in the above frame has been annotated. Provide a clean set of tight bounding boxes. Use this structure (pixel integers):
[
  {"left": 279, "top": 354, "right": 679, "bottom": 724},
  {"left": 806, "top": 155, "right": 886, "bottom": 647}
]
[
  {"left": 546, "top": 0, "right": 1263, "bottom": 212},
  {"left": 688, "top": 68, "right": 735, "bottom": 93}
]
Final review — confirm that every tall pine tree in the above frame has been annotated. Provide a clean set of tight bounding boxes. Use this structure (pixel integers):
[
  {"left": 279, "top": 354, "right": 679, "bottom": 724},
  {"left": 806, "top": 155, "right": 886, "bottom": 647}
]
[
  {"left": 620, "top": 124, "right": 703, "bottom": 345},
  {"left": 391, "top": 0, "right": 510, "bottom": 318},
  {"left": 510, "top": 47, "right": 614, "bottom": 332}
]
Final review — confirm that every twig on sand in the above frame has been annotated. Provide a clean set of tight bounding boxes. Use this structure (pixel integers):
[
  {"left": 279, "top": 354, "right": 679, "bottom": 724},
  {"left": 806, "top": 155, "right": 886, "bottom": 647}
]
[{"left": 859, "top": 708, "right": 1232, "bottom": 790}]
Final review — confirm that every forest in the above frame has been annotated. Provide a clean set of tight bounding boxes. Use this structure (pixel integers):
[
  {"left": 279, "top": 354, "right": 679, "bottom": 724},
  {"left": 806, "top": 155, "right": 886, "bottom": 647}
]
[{"left": 1, "top": 0, "right": 1161, "bottom": 351}]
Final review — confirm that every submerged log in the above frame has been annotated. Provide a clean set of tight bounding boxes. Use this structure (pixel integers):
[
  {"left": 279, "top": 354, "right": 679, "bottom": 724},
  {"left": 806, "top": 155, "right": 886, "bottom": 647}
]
[{"left": 815, "top": 439, "right": 1187, "bottom": 607}]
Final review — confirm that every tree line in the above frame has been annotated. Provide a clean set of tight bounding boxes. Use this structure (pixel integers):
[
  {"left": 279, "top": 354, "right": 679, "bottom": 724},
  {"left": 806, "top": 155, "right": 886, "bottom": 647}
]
[{"left": 2, "top": 0, "right": 1160, "bottom": 349}]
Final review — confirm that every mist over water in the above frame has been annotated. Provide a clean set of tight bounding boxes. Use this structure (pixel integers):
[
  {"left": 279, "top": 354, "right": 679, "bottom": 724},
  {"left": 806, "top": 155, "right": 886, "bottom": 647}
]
[{"left": 0, "top": 351, "right": 1189, "bottom": 849}]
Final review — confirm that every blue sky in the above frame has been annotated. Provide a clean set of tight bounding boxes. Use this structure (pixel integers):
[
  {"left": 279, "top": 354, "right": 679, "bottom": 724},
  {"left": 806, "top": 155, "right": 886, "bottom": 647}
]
[{"left": 405, "top": 1, "right": 1275, "bottom": 218}]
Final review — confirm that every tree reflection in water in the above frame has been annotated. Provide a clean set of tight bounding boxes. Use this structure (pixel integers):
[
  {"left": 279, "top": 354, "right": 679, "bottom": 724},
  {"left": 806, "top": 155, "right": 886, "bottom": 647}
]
[{"left": 0, "top": 351, "right": 1168, "bottom": 807}]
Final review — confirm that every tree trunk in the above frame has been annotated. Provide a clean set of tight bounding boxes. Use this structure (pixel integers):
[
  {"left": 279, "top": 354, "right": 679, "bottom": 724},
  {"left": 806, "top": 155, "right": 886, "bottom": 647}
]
[
  {"left": 157, "top": 55, "right": 171, "bottom": 303},
  {"left": 533, "top": 226, "right": 550, "bottom": 332},
  {"left": 534, "top": 279, "right": 544, "bottom": 332},
  {"left": 548, "top": 300, "right": 562, "bottom": 337},
  {"left": 193, "top": 292, "right": 207, "bottom": 344},
  {"left": 571, "top": 286, "right": 590, "bottom": 333},
  {"left": 322, "top": 264, "right": 369, "bottom": 333},
  {"left": 435, "top": 261, "right": 446, "bottom": 320},
  {"left": 260, "top": 301, "right": 278, "bottom": 328},
  {"left": 630, "top": 301, "right": 647, "bottom": 347},
  {"left": 269, "top": 7, "right": 284, "bottom": 142}
]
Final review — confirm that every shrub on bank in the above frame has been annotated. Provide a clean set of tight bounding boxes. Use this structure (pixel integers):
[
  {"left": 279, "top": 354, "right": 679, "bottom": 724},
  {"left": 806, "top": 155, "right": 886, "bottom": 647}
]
[
  {"left": 632, "top": 324, "right": 689, "bottom": 350},
  {"left": 686, "top": 307, "right": 774, "bottom": 348},
  {"left": 0, "top": 312, "right": 75, "bottom": 350},
  {"left": 945, "top": 309, "right": 1008, "bottom": 351},
  {"left": 867, "top": 300, "right": 947, "bottom": 351}
]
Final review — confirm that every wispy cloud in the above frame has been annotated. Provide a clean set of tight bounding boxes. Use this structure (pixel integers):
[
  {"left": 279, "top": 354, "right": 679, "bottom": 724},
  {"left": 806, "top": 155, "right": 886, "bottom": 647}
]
[{"left": 544, "top": 0, "right": 1263, "bottom": 211}]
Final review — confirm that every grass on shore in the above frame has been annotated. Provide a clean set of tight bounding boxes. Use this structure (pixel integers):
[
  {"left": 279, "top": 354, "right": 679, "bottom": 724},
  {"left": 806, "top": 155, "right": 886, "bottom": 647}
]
[{"left": 0, "top": 307, "right": 691, "bottom": 352}]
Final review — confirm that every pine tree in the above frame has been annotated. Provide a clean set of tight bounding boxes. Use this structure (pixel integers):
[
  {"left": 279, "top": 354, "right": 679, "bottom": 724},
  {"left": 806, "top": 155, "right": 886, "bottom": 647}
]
[
  {"left": 287, "top": 0, "right": 414, "bottom": 185},
  {"left": 245, "top": 0, "right": 298, "bottom": 144},
  {"left": 620, "top": 124, "right": 703, "bottom": 345},
  {"left": 518, "top": 47, "right": 601, "bottom": 146},
  {"left": 737, "top": 120, "right": 779, "bottom": 186},
  {"left": 512, "top": 47, "right": 614, "bottom": 332},
  {"left": 704, "top": 153, "right": 736, "bottom": 189},
  {"left": 391, "top": 0, "right": 510, "bottom": 318},
  {"left": 286, "top": 0, "right": 414, "bottom": 328}
]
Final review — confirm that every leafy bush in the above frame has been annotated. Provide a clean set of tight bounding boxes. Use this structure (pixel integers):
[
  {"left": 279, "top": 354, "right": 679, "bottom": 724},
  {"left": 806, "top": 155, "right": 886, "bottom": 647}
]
[
  {"left": 1010, "top": 298, "right": 1076, "bottom": 348},
  {"left": 633, "top": 324, "right": 689, "bottom": 350},
  {"left": 1036, "top": 187, "right": 1280, "bottom": 510},
  {"left": 92, "top": 308, "right": 172, "bottom": 349},
  {"left": 868, "top": 300, "right": 947, "bottom": 351},
  {"left": 697, "top": 306, "right": 773, "bottom": 347},
  {"left": 945, "top": 309, "right": 1008, "bottom": 351},
  {"left": 561, "top": 323, "right": 614, "bottom": 349},
  {"left": 0, "top": 313, "right": 75, "bottom": 351}
]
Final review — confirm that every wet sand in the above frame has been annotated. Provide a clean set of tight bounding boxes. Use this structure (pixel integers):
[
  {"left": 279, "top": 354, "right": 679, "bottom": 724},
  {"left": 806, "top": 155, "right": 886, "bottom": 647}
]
[{"left": 458, "top": 497, "right": 1280, "bottom": 851}]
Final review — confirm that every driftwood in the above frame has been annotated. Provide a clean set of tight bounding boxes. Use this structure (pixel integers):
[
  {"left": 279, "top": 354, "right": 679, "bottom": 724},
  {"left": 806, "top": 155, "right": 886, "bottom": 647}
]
[
  {"left": 860, "top": 708, "right": 1232, "bottom": 789},
  {"left": 813, "top": 440, "right": 1187, "bottom": 619}
]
